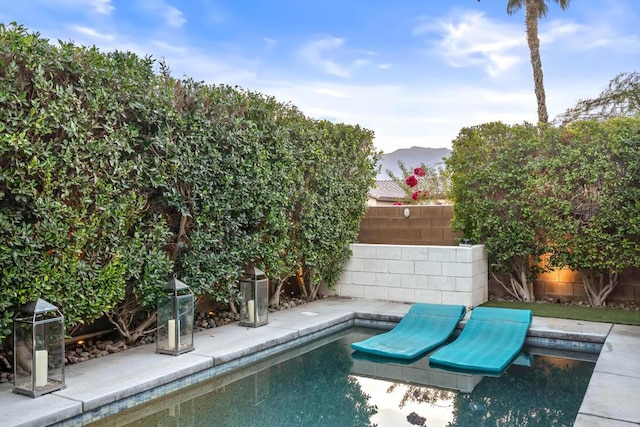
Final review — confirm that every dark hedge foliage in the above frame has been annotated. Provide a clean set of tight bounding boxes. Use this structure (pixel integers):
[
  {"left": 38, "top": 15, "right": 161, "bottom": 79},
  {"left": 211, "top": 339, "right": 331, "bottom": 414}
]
[
  {"left": 447, "top": 118, "right": 640, "bottom": 305},
  {"left": 0, "top": 24, "right": 379, "bottom": 342}
]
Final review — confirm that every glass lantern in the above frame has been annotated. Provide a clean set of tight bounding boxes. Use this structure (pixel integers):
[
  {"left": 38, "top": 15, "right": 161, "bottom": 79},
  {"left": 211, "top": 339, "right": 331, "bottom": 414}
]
[
  {"left": 156, "top": 277, "right": 195, "bottom": 356},
  {"left": 239, "top": 266, "right": 269, "bottom": 327},
  {"left": 13, "top": 298, "right": 66, "bottom": 398}
]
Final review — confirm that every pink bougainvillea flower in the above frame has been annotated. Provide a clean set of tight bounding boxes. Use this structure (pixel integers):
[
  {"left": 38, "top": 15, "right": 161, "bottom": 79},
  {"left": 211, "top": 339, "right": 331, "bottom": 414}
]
[
  {"left": 413, "top": 167, "right": 426, "bottom": 177},
  {"left": 393, "top": 201, "right": 404, "bottom": 205},
  {"left": 405, "top": 175, "right": 418, "bottom": 187},
  {"left": 412, "top": 191, "right": 420, "bottom": 200}
]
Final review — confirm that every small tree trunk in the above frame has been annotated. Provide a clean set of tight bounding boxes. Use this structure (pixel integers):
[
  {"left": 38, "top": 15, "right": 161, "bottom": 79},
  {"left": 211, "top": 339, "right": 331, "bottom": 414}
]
[
  {"left": 123, "top": 313, "right": 157, "bottom": 344},
  {"left": 492, "top": 271, "right": 522, "bottom": 300},
  {"left": 172, "top": 212, "right": 188, "bottom": 261},
  {"left": 303, "top": 269, "right": 319, "bottom": 301},
  {"left": 269, "top": 277, "right": 289, "bottom": 307},
  {"left": 308, "top": 282, "right": 320, "bottom": 301},
  {"left": 491, "top": 255, "right": 535, "bottom": 301},
  {"left": 297, "top": 267, "right": 308, "bottom": 299},
  {"left": 580, "top": 269, "right": 618, "bottom": 307}
]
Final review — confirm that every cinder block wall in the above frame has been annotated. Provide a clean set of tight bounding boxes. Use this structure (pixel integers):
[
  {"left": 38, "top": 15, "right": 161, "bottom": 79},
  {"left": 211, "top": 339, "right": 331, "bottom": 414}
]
[
  {"left": 323, "top": 243, "right": 488, "bottom": 307},
  {"left": 358, "top": 205, "right": 463, "bottom": 245},
  {"left": 355, "top": 205, "right": 640, "bottom": 303}
]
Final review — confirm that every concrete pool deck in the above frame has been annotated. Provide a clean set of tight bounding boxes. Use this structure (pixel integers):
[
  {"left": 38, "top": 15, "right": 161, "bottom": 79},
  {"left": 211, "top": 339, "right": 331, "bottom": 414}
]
[{"left": 0, "top": 297, "right": 638, "bottom": 426}]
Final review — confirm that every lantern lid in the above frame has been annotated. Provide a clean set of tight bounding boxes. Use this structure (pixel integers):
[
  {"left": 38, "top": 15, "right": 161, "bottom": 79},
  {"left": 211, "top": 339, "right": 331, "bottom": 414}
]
[
  {"left": 243, "top": 265, "right": 267, "bottom": 279},
  {"left": 165, "top": 277, "right": 190, "bottom": 292},
  {"left": 21, "top": 298, "right": 59, "bottom": 315}
]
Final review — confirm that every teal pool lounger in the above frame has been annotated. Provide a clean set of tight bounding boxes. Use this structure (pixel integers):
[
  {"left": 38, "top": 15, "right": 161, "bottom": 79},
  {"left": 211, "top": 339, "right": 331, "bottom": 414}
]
[
  {"left": 428, "top": 307, "right": 533, "bottom": 374},
  {"left": 351, "top": 303, "right": 467, "bottom": 360}
]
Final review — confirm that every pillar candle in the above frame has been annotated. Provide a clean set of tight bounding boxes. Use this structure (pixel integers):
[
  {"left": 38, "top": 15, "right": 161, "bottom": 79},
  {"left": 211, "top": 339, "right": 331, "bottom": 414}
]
[
  {"left": 168, "top": 319, "right": 176, "bottom": 349},
  {"left": 35, "top": 350, "right": 48, "bottom": 387},
  {"left": 247, "top": 300, "right": 255, "bottom": 323}
]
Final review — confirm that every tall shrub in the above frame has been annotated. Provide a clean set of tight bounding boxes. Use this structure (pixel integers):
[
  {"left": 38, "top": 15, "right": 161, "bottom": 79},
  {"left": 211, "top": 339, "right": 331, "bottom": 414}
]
[
  {"left": 296, "top": 121, "right": 379, "bottom": 300},
  {"left": 447, "top": 122, "right": 549, "bottom": 301},
  {"left": 0, "top": 24, "right": 380, "bottom": 343},
  {"left": 539, "top": 118, "right": 640, "bottom": 306},
  {"left": 149, "top": 77, "right": 380, "bottom": 306},
  {"left": 0, "top": 24, "right": 172, "bottom": 340}
]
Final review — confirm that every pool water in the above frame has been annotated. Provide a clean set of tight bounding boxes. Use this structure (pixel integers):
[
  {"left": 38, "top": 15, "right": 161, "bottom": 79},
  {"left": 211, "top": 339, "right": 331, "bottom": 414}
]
[{"left": 93, "top": 327, "right": 595, "bottom": 427}]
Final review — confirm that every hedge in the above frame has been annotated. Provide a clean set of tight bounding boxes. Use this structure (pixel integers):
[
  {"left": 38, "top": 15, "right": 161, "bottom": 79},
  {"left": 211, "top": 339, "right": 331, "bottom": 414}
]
[
  {"left": 447, "top": 118, "right": 640, "bottom": 305},
  {"left": 0, "top": 24, "right": 379, "bottom": 342}
]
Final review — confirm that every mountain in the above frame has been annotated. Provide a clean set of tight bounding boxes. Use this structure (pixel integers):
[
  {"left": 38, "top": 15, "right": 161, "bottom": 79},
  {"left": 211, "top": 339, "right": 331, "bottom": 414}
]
[{"left": 377, "top": 146, "right": 451, "bottom": 179}]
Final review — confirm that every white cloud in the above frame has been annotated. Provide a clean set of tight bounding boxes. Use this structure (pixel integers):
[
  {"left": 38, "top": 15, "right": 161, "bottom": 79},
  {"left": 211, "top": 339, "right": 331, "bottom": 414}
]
[
  {"left": 44, "top": 0, "right": 114, "bottom": 15},
  {"left": 541, "top": 18, "right": 640, "bottom": 53},
  {"left": 152, "top": 39, "right": 187, "bottom": 53},
  {"left": 299, "top": 37, "right": 371, "bottom": 78},
  {"left": 415, "top": 12, "right": 525, "bottom": 77},
  {"left": 540, "top": 20, "right": 584, "bottom": 43},
  {"left": 137, "top": 0, "right": 186, "bottom": 28},
  {"left": 300, "top": 37, "right": 349, "bottom": 77},
  {"left": 88, "top": 0, "right": 113, "bottom": 14},
  {"left": 263, "top": 37, "right": 277, "bottom": 48},
  {"left": 256, "top": 80, "right": 539, "bottom": 153},
  {"left": 69, "top": 25, "right": 114, "bottom": 41},
  {"left": 313, "top": 87, "right": 349, "bottom": 98},
  {"left": 164, "top": 6, "right": 186, "bottom": 28}
]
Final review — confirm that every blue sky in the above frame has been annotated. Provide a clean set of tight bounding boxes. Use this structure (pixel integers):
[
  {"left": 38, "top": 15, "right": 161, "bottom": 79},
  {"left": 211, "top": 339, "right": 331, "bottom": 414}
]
[{"left": 1, "top": 1, "right": 639, "bottom": 153}]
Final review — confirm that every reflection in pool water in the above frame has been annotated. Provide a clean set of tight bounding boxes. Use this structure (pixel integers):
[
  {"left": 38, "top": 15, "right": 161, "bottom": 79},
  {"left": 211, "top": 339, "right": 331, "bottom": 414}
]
[{"left": 93, "top": 327, "right": 594, "bottom": 427}]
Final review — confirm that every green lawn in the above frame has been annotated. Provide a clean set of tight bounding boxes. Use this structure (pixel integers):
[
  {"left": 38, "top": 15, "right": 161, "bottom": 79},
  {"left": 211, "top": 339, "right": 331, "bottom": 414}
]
[{"left": 480, "top": 300, "right": 640, "bottom": 326}]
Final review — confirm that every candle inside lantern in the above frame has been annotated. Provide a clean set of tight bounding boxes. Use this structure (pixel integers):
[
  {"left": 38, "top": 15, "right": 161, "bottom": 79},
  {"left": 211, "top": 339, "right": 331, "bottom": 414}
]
[
  {"left": 167, "top": 319, "right": 177, "bottom": 349},
  {"left": 247, "top": 300, "right": 255, "bottom": 323},
  {"left": 35, "top": 350, "right": 48, "bottom": 387}
]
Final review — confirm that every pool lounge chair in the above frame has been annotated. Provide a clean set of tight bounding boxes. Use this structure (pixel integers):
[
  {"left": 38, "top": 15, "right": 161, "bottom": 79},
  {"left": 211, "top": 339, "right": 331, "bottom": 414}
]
[
  {"left": 428, "top": 307, "right": 532, "bottom": 374},
  {"left": 351, "top": 303, "right": 467, "bottom": 360}
]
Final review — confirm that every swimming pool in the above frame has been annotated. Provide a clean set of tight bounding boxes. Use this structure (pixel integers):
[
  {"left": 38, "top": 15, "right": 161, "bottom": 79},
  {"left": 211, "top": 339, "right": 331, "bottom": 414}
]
[{"left": 90, "top": 327, "right": 595, "bottom": 426}]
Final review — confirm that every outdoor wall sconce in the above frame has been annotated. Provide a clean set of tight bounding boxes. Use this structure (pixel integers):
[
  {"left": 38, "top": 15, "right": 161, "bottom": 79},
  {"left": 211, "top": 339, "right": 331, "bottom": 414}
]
[
  {"left": 403, "top": 207, "right": 411, "bottom": 218},
  {"left": 13, "top": 298, "right": 66, "bottom": 398},
  {"left": 156, "top": 277, "right": 195, "bottom": 356},
  {"left": 239, "top": 266, "right": 269, "bottom": 327}
]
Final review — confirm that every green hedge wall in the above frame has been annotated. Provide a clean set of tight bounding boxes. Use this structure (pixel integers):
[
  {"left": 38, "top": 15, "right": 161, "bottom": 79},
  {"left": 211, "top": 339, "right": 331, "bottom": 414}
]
[
  {"left": 0, "top": 24, "right": 379, "bottom": 341},
  {"left": 447, "top": 118, "right": 640, "bottom": 304}
]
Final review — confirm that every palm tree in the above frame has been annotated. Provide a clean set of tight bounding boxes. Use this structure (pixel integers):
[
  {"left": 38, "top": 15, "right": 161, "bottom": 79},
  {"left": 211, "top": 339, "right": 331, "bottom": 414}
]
[{"left": 507, "top": 0, "right": 571, "bottom": 123}]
